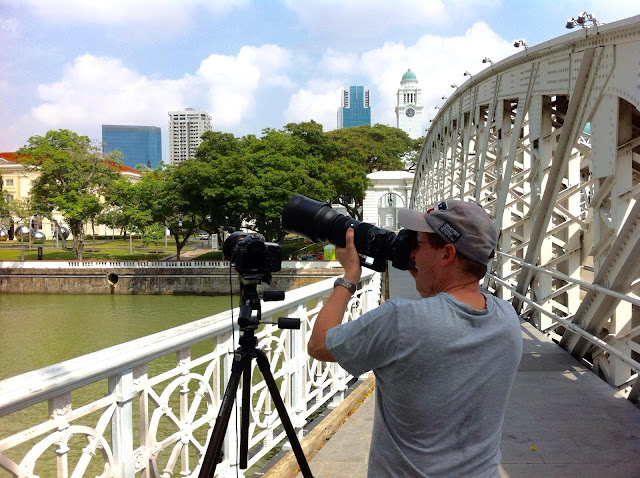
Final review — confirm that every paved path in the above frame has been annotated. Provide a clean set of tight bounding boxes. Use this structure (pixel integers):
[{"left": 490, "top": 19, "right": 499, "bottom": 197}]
[
  {"left": 160, "top": 241, "right": 215, "bottom": 261},
  {"left": 286, "top": 271, "right": 640, "bottom": 477}
]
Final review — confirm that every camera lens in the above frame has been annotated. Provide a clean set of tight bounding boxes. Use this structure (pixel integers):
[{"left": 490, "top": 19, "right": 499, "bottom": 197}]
[
  {"left": 282, "top": 194, "right": 415, "bottom": 272},
  {"left": 222, "top": 231, "right": 249, "bottom": 261}
]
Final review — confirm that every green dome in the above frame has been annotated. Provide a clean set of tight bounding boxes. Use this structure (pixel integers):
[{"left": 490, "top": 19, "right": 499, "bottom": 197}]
[{"left": 401, "top": 69, "right": 417, "bottom": 82}]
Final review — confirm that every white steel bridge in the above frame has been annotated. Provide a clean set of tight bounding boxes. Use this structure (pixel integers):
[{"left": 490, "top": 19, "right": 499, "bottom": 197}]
[
  {"left": 413, "top": 15, "right": 640, "bottom": 401},
  {"left": 0, "top": 14, "right": 639, "bottom": 478}
]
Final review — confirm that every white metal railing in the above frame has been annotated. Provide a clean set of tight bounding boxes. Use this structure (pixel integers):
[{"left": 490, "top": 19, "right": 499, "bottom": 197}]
[
  {"left": 489, "top": 252, "right": 640, "bottom": 377},
  {"left": 0, "top": 260, "right": 341, "bottom": 270},
  {"left": 0, "top": 270, "right": 380, "bottom": 477}
]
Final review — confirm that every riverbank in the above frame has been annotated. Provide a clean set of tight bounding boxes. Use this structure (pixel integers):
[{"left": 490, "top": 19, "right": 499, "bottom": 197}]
[{"left": 0, "top": 260, "right": 343, "bottom": 295}]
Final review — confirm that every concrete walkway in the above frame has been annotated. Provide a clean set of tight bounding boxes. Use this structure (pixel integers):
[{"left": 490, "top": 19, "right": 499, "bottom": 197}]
[{"left": 281, "top": 269, "right": 640, "bottom": 477}]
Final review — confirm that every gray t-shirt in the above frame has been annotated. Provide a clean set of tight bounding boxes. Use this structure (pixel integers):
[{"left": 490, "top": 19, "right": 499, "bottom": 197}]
[{"left": 326, "top": 292, "right": 522, "bottom": 477}]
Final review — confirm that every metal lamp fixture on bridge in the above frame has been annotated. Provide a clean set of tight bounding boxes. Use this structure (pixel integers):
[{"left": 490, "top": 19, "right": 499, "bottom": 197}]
[
  {"left": 434, "top": 106, "right": 440, "bottom": 110},
  {"left": 450, "top": 84, "right": 457, "bottom": 89},
  {"left": 463, "top": 71, "right": 472, "bottom": 79},
  {"left": 566, "top": 12, "right": 599, "bottom": 29},
  {"left": 482, "top": 57, "right": 493, "bottom": 65},
  {"left": 441, "top": 96, "right": 448, "bottom": 100},
  {"left": 514, "top": 39, "right": 528, "bottom": 51}
]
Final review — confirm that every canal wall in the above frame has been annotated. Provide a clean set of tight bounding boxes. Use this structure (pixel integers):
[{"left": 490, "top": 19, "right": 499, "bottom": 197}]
[{"left": 0, "top": 260, "right": 343, "bottom": 295}]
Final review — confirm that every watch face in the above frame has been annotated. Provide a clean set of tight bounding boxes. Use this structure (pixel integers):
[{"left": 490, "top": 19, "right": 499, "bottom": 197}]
[{"left": 406, "top": 108, "right": 415, "bottom": 117}]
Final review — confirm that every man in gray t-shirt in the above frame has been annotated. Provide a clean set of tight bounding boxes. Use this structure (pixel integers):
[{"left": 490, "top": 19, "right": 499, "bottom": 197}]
[{"left": 308, "top": 200, "right": 522, "bottom": 477}]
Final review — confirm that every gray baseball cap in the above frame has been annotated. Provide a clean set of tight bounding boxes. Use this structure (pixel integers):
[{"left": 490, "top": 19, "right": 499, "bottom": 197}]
[{"left": 397, "top": 200, "right": 498, "bottom": 264}]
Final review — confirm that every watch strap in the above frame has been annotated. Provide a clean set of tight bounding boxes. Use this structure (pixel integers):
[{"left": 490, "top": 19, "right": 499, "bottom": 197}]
[{"left": 334, "top": 277, "right": 357, "bottom": 295}]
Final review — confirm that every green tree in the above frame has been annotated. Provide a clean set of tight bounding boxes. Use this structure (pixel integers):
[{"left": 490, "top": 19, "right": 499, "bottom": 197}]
[
  {"left": 141, "top": 223, "right": 166, "bottom": 254},
  {"left": 134, "top": 169, "right": 197, "bottom": 260},
  {"left": 16, "top": 129, "right": 120, "bottom": 259},
  {"left": 327, "top": 124, "right": 415, "bottom": 173},
  {"left": 325, "top": 124, "right": 417, "bottom": 219}
]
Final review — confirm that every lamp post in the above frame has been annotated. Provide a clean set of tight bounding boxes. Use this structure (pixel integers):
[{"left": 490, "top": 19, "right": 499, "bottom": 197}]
[{"left": 566, "top": 12, "right": 599, "bottom": 29}]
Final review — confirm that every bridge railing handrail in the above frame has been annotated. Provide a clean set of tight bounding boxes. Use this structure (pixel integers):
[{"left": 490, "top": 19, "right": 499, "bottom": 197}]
[
  {"left": 0, "top": 269, "right": 381, "bottom": 477},
  {"left": 0, "top": 260, "right": 342, "bottom": 269},
  {"left": 489, "top": 253, "right": 640, "bottom": 375},
  {"left": 0, "top": 270, "right": 364, "bottom": 417}
]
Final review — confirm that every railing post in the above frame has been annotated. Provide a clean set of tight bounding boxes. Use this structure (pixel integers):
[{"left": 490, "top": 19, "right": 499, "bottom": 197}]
[
  {"left": 109, "top": 369, "right": 135, "bottom": 477},
  {"left": 289, "top": 304, "right": 307, "bottom": 439}
]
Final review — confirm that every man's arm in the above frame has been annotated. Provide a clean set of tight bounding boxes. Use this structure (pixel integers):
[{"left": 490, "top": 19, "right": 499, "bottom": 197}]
[{"left": 307, "top": 227, "right": 362, "bottom": 361}]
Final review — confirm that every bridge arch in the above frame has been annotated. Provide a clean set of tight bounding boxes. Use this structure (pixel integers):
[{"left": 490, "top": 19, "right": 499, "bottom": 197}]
[{"left": 411, "top": 15, "right": 640, "bottom": 400}]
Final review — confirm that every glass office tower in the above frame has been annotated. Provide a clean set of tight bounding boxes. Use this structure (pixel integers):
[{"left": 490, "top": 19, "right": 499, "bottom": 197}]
[
  {"left": 337, "top": 86, "right": 371, "bottom": 129},
  {"left": 102, "top": 125, "right": 162, "bottom": 170}
]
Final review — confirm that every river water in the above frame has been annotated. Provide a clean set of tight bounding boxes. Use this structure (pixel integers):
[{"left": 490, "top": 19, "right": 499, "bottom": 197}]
[
  {"left": 0, "top": 294, "right": 235, "bottom": 475},
  {"left": 0, "top": 294, "right": 233, "bottom": 380}
]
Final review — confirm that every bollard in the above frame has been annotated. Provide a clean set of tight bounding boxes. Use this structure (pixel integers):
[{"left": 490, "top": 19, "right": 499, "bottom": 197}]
[{"left": 37, "top": 246, "right": 43, "bottom": 260}]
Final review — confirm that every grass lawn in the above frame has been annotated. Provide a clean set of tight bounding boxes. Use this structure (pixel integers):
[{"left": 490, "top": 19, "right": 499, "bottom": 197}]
[
  {"left": 0, "top": 237, "right": 326, "bottom": 262},
  {"left": 0, "top": 238, "right": 174, "bottom": 261}
]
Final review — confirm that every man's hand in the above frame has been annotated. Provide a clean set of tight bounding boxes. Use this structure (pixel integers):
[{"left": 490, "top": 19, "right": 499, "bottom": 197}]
[
  {"left": 336, "top": 227, "right": 362, "bottom": 284},
  {"left": 307, "top": 227, "right": 361, "bottom": 362}
]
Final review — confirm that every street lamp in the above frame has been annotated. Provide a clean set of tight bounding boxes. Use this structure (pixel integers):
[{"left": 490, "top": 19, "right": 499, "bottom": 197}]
[
  {"left": 450, "top": 84, "right": 457, "bottom": 89},
  {"left": 513, "top": 40, "right": 528, "bottom": 53},
  {"left": 566, "top": 12, "right": 599, "bottom": 29},
  {"left": 441, "top": 96, "right": 448, "bottom": 100},
  {"left": 482, "top": 57, "right": 493, "bottom": 65}
]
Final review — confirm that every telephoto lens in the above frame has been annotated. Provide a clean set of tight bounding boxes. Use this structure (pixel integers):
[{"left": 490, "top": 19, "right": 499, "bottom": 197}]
[{"left": 282, "top": 194, "right": 416, "bottom": 272}]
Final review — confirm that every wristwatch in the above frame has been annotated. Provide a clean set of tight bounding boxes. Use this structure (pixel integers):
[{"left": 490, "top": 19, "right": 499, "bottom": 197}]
[{"left": 334, "top": 277, "right": 357, "bottom": 295}]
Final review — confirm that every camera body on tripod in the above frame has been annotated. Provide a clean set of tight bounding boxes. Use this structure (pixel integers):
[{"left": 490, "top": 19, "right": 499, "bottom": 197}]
[{"left": 223, "top": 231, "right": 282, "bottom": 280}]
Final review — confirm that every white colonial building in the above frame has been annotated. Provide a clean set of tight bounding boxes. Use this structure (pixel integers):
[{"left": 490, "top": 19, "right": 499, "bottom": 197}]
[
  {"left": 395, "top": 69, "right": 424, "bottom": 140},
  {"left": 362, "top": 170, "right": 414, "bottom": 230}
]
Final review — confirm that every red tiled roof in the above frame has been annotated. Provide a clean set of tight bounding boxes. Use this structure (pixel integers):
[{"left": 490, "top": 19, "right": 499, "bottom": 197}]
[
  {"left": 0, "top": 152, "right": 19, "bottom": 162},
  {"left": 107, "top": 161, "right": 142, "bottom": 175},
  {"left": 0, "top": 152, "right": 141, "bottom": 175}
]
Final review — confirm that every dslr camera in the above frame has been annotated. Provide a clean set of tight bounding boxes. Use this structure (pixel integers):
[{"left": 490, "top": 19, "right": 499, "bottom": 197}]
[
  {"left": 282, "top": 194, "right": 416, "bottom": 272},
  {"left": 223, "top": 231, "right": 282, "bottom": 281}
]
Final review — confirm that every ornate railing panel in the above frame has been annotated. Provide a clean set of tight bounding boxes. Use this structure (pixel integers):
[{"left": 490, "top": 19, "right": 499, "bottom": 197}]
[
  {"left": 0, "top": 270, "right": 380, "bottom": 477},
  {"left": 412, "top": 15, "right": 640, "bottom": 400}
]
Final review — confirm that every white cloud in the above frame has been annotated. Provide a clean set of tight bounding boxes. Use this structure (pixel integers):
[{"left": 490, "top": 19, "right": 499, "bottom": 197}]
[
  {"left": 284, "top": 80, "right": 344, "bottom": 130},
  {"left": 284, "top": 0, "right": 498, "bottom": 39},
  {"left": 197, "top": 44, "right": 294, "bottom": 127},
  {"left": 21, "top": 0, "right": 248, "bottom": 33},
  {"left": 4, "top": 44, "right": 293, "bottom": 148},
  {"left": 363, "top": 22, "right": 514, "bottom": 127},
  {"left": 31, "top": 54, "right": 188, "bottom": 131},
  {"left": 285, "top": 22, "right": 513, "bottom": 133},
  {"left": 0, "top": 15, "right": 19, "bottom": 35}
]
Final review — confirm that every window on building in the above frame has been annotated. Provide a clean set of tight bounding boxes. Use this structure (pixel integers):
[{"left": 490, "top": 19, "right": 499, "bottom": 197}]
[
  {"left": 385, "top": 213, "right": 394, "bottom": 227},
  {"left": 5, "top": 179, "right": 14, "bottom": 187}
]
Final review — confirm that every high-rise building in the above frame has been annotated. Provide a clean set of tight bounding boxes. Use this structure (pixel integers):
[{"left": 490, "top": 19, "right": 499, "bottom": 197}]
[
  {"left": 102, "top": 125, "right": 162, "bottom": 170},
  {"left": 395, "top": 69, "right": 423, "bottom": 139},
  {"left": 168, "top": 108, "right": 212, "bottom": 163},
  {"left": 337, "top": 86, "right": 371, "bottom": 129}
]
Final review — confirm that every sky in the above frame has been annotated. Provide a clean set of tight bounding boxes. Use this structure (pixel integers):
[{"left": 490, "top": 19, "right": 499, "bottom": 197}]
[{"left": 1, "top": 0, "right": 638, "bottom": 163}]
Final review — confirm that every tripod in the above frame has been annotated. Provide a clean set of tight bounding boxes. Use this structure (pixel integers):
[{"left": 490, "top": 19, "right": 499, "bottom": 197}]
[{"left": 199, "top": 279, "right": 314, "bottom": 478}]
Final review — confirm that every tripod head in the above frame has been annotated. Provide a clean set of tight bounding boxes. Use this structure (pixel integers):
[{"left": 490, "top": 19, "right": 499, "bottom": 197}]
[{"left": 237, "top": 277, "right": 301, "bottom": 333}]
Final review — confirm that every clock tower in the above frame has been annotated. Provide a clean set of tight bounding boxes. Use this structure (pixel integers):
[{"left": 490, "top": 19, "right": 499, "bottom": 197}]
[{"left": 395, "top": 69, "right": 423, "bottom": 139}]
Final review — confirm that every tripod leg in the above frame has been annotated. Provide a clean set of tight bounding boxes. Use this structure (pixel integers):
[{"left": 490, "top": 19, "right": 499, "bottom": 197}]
[
  {"left": 255, "top": 351, "right": 314, "bottom": 478},
  {"left": 199, "top": 353, "right": 246, "bottom": 478},
  {"left": 239, "top": 356, "right": 252, "bottom": 469}
]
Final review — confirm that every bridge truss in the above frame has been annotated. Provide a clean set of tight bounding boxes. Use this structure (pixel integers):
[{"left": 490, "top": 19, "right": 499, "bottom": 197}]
[{"left": 411, "top": 16, "right": 640, "bottom": 401}]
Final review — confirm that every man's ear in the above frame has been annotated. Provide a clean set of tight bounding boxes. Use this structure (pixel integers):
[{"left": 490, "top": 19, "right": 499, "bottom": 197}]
[{"left": 442, "top": 243, "right": 458, "bottom": 265}]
